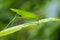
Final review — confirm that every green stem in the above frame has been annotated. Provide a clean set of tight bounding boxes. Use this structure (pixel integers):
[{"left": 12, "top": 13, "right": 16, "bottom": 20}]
[{"left": 3, "top": 14, "right": 17, "bottom": 29}]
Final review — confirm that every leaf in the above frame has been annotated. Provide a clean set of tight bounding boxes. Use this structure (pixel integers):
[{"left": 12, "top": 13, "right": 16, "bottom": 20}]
[
  {"left": 10, "top": 8, "right": 39, "bottom": 20},
  {"left": 0, "top": 18, "right": 60, "bottom": 37}
]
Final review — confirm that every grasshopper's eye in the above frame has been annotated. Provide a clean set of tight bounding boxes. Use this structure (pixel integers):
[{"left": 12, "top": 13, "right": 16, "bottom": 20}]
[
  {"left": 19, "top": 15, "right": 22, "bottom": 17},
  {"left": 14, "top": 12, "right": 22, "bottom": 17}
]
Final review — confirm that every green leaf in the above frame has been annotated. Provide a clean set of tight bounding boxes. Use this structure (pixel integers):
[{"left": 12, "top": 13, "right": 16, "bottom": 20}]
[
  {"left": 0, "top": 18, "right": 60, "bottom": 37},
  {"left": 10, "top": 8, "right": 39, "bottom": 20}
]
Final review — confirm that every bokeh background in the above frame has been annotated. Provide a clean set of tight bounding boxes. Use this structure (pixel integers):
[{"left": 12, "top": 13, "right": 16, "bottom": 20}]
[{"left": 0, "top": 0, "right": 60, "bottom": 40}]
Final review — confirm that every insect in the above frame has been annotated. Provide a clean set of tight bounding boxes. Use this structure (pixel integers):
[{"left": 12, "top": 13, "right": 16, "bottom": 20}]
[{"left": 4, "top": 8, "right": 39, "bottom": 29}]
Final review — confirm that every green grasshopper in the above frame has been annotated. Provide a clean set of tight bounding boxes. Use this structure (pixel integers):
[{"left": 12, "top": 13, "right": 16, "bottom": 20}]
[{"left": 4, "top": 8, "right": 39, "bottom": 29}]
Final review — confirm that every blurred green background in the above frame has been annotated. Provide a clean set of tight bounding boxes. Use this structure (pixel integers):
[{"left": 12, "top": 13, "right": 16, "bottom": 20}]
[{"left": 0, "top": 0, "right": 60, "bottom": 40}]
